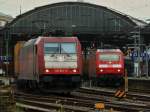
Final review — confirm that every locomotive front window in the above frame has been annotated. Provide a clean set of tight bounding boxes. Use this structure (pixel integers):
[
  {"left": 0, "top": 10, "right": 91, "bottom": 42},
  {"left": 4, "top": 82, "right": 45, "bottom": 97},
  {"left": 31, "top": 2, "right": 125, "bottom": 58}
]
[
  {"left": 99, "top": 54, "right": 120, "bottom": 61},
  {"left": 44, "top": 43, "right": 59, "bottom": 54},
  {"left": 61, "top": 43, "right": 76, "bottom": 53}
]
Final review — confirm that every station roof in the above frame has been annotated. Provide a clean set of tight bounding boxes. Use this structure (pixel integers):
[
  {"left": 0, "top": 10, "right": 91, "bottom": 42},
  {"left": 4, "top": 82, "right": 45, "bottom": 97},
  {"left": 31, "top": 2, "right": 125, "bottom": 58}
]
[
  {"left": 2, "top": 2, "right": 148, "bottom": 47},
  {"left": 9, "top": 2, "right": 146, "bottom": 27}
]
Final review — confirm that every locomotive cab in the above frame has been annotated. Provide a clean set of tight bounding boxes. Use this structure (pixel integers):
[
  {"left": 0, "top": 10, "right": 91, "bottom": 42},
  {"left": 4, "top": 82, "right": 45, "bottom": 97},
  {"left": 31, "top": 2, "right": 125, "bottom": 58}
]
[
  {"left": 96, "top": 49, "right": 124, "bottom": 76},
  {"left": 44, "top": 42, "right": 79, "bottom": 75},
  {"left": 88, "top": 49, "right": 124, "bottom": 86}
]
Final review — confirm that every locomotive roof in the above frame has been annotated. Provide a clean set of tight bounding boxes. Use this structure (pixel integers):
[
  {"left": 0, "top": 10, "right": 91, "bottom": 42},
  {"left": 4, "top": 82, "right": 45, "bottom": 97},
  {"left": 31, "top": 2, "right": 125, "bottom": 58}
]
[
  {"left": 97, "top": 49, "right": 122, "bottom": 52},
  {"left": 35, "top": 36, "right": 79, "bottom": 44},
  {"left": 23, "top": 36, "right": 79, "bottom": 46}
]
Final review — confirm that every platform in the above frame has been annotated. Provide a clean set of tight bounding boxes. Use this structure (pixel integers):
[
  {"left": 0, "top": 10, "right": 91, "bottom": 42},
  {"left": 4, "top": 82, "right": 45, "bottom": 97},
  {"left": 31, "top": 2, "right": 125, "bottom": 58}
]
[
  {"left": 128, "top": 77, "right": 150, "bottom": 80},
  {"left": 128, "top": 77, "right": 150, "bottom": 91}
]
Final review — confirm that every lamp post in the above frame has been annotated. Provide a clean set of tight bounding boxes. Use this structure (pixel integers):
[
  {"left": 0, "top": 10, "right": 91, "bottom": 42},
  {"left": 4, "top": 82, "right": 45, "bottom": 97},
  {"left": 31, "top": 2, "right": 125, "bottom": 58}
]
[
  {"left": 137, "top": 26, "right": 141, "bottom": 77},
  {"left": 146, "top": 46, "right": 150, "bottom": 78},
  {"left": 4, "top": 27, "right": 10, "bottom": 76}
]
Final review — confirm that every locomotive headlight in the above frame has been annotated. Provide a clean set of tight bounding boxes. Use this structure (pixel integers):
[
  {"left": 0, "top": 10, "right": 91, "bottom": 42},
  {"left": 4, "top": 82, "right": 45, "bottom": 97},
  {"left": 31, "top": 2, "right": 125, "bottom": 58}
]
[
  {"left": 117, "top": 69, "right": 121, "bottom": 72},
  {"left": 100, "top": 69, "right": 103, "bottom": 72},
  {"left": 73, "top": 69, "right": 77, "bottom": 73},
  {"left": 112, "top": 64, "right": 122, "bottom": 68},
  {"left": 45, "top": 69, "right": 49, "bottom": 73}
]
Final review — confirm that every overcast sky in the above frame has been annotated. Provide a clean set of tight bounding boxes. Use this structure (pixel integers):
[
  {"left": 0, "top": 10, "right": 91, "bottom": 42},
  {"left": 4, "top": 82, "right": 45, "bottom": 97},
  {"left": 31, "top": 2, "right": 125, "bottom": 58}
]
[{"left": 0, "top": 0, "right": 150, "bottom": 21}]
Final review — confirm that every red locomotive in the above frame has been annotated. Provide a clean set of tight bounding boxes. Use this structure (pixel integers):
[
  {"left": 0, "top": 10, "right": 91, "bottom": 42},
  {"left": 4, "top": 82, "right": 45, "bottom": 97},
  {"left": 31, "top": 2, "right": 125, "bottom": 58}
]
[
  {"left": 88, "top": 49, "right": 124, "bottom": 86},
  {"left": 15, "top": 36, "right": 82, "bottom": 93}
]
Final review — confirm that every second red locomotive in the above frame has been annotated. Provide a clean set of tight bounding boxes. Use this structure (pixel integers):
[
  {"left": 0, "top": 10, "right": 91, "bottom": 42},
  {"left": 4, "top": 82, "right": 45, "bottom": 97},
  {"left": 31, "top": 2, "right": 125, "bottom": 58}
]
[{"left": 87, "top": 49, "right": 125, "bottom": 86}]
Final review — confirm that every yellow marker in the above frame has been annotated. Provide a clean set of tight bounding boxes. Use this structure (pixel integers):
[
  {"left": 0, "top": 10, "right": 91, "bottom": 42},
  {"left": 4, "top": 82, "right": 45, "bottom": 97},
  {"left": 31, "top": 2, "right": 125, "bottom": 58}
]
[
  {"left": 115, "top": 69, "right": 128, "bottom": 99},
  {"left": 95, "top": 103, "right": 105, "bottom": 110}
]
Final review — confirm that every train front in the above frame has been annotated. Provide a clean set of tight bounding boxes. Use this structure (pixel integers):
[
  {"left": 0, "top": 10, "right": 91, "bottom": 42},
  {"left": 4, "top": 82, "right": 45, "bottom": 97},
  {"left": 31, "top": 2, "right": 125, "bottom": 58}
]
[
  {"left": 95, "top": 49, "right": 124, "bottom": 85},
  {"left": 38, "top": 37, "right": 82, "bottom": 92}
]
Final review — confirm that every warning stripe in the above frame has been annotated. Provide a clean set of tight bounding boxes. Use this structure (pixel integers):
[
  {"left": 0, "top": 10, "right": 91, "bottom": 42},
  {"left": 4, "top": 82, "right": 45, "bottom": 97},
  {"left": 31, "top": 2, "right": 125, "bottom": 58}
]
[
  {"left": 115, "top": 90, "right": 121, "bottom": 97},
  {"left": 118, "top": 91, "right": 125, "bottom": 98},
  {"left": 115, "top": 89, "right": 126, "bottom": 98}
]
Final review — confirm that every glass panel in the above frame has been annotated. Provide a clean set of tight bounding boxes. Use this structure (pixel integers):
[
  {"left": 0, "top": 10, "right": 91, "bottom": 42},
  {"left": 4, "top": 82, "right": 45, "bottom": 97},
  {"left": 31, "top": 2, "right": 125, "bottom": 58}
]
[
  {"left": 99, "top": 54, "right": 120, "bottom": 61},
  {"left": 61, "top": 43, "right": 76, "bottom": 53},
  {"left": 44, "top": 43, "right": 59, "bottom": 54}
]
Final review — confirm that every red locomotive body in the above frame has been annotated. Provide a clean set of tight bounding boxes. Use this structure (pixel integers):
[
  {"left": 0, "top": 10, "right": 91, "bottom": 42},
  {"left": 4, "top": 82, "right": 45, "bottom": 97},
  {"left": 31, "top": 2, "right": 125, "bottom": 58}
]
[
  {"left": 96, "top": 49, "right": 124, "bottom": 76},
  {"left": 17, "top": 36, "right": 82, "bottom": 92},
  {"left": 88, "top": 49, "right": 124, "bottom": 85}
]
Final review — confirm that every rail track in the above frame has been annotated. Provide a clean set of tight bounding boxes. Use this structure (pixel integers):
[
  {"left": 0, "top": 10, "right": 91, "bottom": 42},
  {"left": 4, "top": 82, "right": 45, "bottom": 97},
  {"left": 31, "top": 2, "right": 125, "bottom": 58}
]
[
  {"left": 129, "top": 88, "right": 150, "bottom": 94},
  {"left": 73, "top": 88, "right": 150, "bottom": 111},
  {"left": 79, "top": 87, "right": 150, "bottom": 102},
  {"left": 15, "top": 88, "right": 150, "bottom": 112},
  {"left": 15, "top": 91, "right": 95, "bottom": 112}
]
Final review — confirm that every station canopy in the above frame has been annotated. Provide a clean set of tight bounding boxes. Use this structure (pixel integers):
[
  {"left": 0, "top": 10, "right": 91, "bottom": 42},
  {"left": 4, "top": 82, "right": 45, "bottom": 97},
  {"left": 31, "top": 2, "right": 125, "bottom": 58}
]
[{"left": 3, "top": 2, "right": 147, "bottom": 48}]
